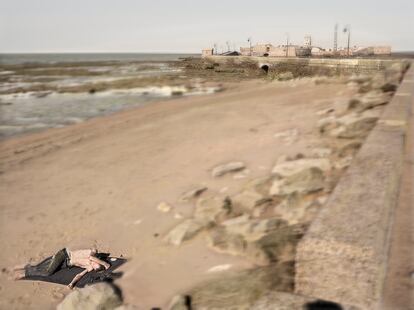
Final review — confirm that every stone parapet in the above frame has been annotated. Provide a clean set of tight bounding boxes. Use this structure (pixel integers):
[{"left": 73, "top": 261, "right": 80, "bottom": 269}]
[
  {"left": 294, "top": 64, "right": 414, "bottom": 309},
  {"left": 204, "top": 56, "right": 405, "bottom": 72}
]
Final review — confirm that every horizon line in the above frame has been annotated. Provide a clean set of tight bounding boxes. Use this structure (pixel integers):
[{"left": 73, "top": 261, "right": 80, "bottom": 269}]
[
  {"left": 0, "top": 51, "right": 201, "bottom": 55},
  {"left": 1, "top": 50, "right": 414, "bottom": 54}
]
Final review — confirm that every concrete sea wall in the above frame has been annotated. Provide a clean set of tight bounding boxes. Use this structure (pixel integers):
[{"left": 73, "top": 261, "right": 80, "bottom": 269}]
[
  {"left": 295, "top": 64, "right": 414, "bottom": 309},
  {"left": 205, "top": 56, "right": 404, "bottom": 73}
]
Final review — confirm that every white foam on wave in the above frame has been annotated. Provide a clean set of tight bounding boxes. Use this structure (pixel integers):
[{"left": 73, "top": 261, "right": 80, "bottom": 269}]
[{"left": 0, "top": 70, "right": 14, "bottom": 75}]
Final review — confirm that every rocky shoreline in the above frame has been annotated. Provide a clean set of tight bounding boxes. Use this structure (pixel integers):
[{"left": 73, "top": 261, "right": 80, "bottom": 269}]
[
  {"left": 0, "top": 57, "right": 409, "bottom": 309},
  {"left": 51, "top": 63, "right": 408, "bottom": 309}
]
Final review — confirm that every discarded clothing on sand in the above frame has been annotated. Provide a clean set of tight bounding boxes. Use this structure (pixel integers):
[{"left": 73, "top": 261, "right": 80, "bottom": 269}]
[{"left": 22, "top": 252, "right": 126, "bottom": 288}]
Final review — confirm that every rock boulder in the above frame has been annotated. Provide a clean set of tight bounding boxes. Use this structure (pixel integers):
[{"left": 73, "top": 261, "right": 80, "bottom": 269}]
[
  {"left": 194, "top": 196, "right": 233, "bottom": 224},
  {"left": 164, "top": 219, "right": 205, "bottom": 246},
  {"left": 179, "top": 186, "right": 208, "bottom": 201},
  {"left": 272, "top": 158, "right": 331, "bottom": 178},
  {"left": 57, "top": 283, "right": 122, "bottom": 310},
  {"left": 270, "top": 167, "right": 325, "bottom": 196},
  {"left": 330, "top": 111, "right": 379, "bottom": 139},
  {"left": 212, "top": 162, "right": 246, "bottom": 177}
]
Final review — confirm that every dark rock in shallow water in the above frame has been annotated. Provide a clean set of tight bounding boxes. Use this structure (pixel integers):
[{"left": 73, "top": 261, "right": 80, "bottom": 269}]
[{"left": 171, "top": 90, "right": 184, "bottom": 96}]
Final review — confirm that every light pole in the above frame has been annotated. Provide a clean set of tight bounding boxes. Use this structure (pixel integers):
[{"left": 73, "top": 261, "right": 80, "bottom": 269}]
[
  {"left": 343, "top": 25, "right": 351, "bottom": 57},
  {"left": 248, "top": 37, "right": 252, "bottom": 56},
  {"left": 286, "top": 33, "right": 290, "bottom": 57},
  {"left": 334, "top": 23, "right": 338, "bottom": 53}
]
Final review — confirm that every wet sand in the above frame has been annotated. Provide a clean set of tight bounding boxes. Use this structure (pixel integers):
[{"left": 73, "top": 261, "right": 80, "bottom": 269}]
[{"left": 0, "top": 78, "right": 353, "bottom": 309}]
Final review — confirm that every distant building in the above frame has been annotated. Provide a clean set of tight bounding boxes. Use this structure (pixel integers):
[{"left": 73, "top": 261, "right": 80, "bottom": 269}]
[
  {"left": 304, "top": 35, "right": 312, "bottom": 47},
  {"left": 353, "top": 46, "right": 391, "bottom": 56},
  {"left": 311, "top": 47, "right": 324, "bottom": 56},
  {"left": 373, "top": 46, "right": 392, "bottom": 55},
  {"left": 202, "top": 48, "right": 214, "bottom": 57},
  {"left": 204, "top": 41, "right": 391, "bottom": 58},
  {"left": 353, "top": 47, "right": 373, "bottom": 56},
  {"left": 296, "top": 46, "right": 312, "bottom": 57},
  {"left": 338, "top": 48, "right": 354, "bottom": 56},
  {"left": 269, "top": 45, "right": 297, "bottom": 57},
  {"left": 239, "top": 44, "right": 274, "bottom": 56},
  {"left": 240, "top": 47, "right": 252, "bottom": 56},
  {"left": 311, "top": 47, "right": 334, "bottom": 57},
  {"left": 253, "top": 44, "right": 273, "bottom": 56}
]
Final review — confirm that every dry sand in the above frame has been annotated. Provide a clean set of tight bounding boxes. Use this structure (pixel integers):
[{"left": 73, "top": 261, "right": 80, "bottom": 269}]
[{"left": 0, "top": 78, "right": 353, "bottom": 309}]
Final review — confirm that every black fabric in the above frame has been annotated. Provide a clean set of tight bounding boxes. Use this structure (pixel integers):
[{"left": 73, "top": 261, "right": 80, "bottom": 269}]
[
  {"left": 24, "top": 248, "right": 69, "bottom": 277},
  {"left": 22, "top": 253, "right": 126, "bottom": 288}
]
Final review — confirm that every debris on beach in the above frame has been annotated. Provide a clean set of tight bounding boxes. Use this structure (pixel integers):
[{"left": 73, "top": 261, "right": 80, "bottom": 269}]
[
  {"left": 157, "top": 202, "right": 173, "bottom": 213},
  {"left": 211, "top": 161, "right": 246, "bottom": 177},
  {"left": 271, "top": 158, "right": 331, "bottom": 177},
  {"left": 179, "top": 186, "right": 208, "bottom": 201},
  {"left": 207, "top": 264, "right": 232, "bottom": 273}
]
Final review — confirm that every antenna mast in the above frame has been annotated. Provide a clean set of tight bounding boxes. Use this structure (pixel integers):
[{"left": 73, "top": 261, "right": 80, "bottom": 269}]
[
  {"left": 334, "top": 23, "right": 338, "bottom": 52},
  {"left": 248, "top": 37, "right": 252, "bottom": 56}
]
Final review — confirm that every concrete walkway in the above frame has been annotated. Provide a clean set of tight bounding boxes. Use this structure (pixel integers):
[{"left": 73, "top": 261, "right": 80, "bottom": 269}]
[{"left": 382, "top": 75, "right": 414, "bottom": 310}]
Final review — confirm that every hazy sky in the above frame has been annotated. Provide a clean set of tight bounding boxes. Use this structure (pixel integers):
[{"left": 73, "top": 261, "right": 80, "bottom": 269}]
[{"left": 1, "top": 0, "right": 413, "bottom": 53}]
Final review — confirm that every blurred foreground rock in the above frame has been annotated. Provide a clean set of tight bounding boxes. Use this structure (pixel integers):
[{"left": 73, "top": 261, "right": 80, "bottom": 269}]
[
  {"left": 57, "top": 283, "right": 122, "bottom": 310},
  {"left": 185, "top": 263, "right": 295, "bottom": 309}
]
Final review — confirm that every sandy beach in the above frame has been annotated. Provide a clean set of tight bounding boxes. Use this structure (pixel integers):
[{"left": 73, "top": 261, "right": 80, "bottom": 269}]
[
  {"left": 2, "top": 0, "right": 412, "bottom": 308},
  {"left": 0, "top": 76, "right": 357, "bottom": 309}
]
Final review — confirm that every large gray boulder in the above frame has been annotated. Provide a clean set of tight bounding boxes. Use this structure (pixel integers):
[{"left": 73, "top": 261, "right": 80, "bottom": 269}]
[
  {"left": 243, "top": 176, "right": 275, "bottom": 196},
  {"left": 337, "top": 140, "right": 362, "bottom": 157},
  {"left": 207, "top": 226, "right": 247, "bottom": 257},
  {"left": 354, "top": 90, "right": 390, "bottom": 112},
  {"left": 194, "top": 196, "right": 233, "bottom": 224},
  {"left": 272, "top": 158, "right": 331, "bottom": 178},
  {"left": 207, "top": 220, "right": 302, "bottom": 266},
  {"left": 222, "top": 216, "right": 286, "bottom": 241},
  {"left": 270, "top": 167, "right": 325, "bottom": 196},
  {"left": 332, "top": 98, "right": 351, "bottom": 116},
  {"left": 164, "top": 219, "right": 205, "bottom": 246},
  {"left": 310, "top": 147, "right": 332, "bottom": 158},
  {"left": 274, "top": 194, "right": 322, "bottom": 225},
  {"left": 330, "top": 111, "right": 379, "bottom": 139},
  {"left": 318, "top": 116, "right": 338, "bottom": 134},
  {"left": 231, "top": 190, "right": 266, "bottom": 212},
  {"left": 185, "top": 263, "right": 295, "bottom": 309},
  {"left": 57, "top": 283, "right": 122, "bottom": 310},
  {"left": 245, "top": 224, "right": 304, "bottom": 265}
]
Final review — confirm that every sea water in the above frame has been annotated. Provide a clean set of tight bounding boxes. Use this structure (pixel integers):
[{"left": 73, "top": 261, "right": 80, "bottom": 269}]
[
  {"left": 0, "top": 53, "right": 198, "bottom": 65},
  {"left": 0, "top": 53, "right": 211, "bottom": 139}
]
